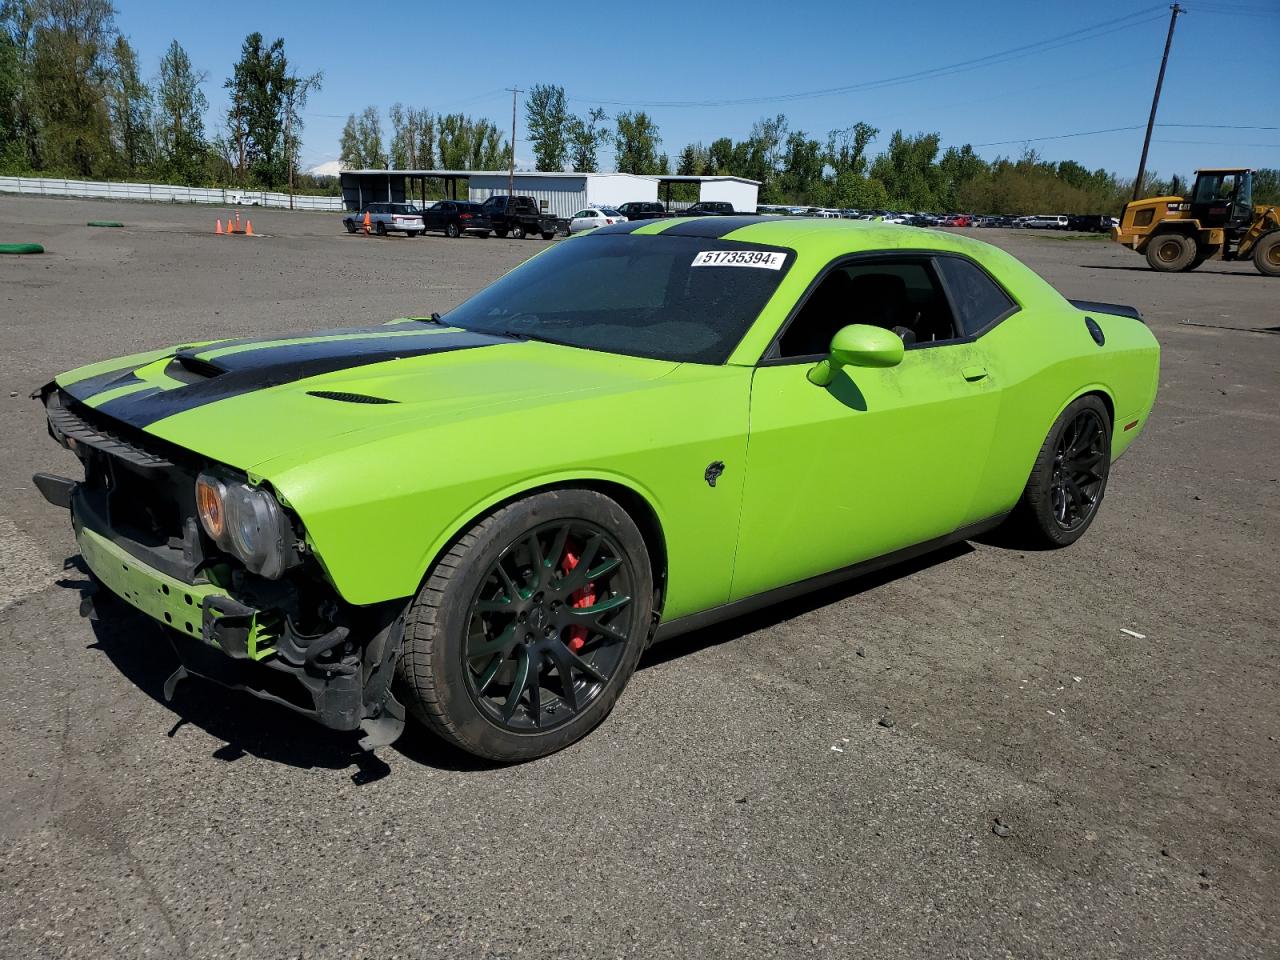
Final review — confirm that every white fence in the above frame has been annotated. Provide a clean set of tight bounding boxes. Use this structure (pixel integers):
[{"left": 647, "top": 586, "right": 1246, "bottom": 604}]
[{"left": 0, "top": 175, "right": 344, "bottom": 211}]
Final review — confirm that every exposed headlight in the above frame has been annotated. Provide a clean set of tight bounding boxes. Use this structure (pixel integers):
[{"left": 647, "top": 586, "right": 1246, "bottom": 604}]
[{"left": 195, "top": 472, "right": 297, "bottom": 579}]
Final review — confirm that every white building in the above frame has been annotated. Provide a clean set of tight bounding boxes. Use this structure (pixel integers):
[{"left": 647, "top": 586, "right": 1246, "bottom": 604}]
[{"left": 339, "top": 170, "right": 761, "bottom": 219}]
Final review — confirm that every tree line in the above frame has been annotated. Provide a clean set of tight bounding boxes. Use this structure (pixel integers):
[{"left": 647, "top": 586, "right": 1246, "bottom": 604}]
[
  {"left": 521, "top": 84, "right": 1279, "bottom": 213},
  {"left": 1, "top": 0, "right": 321, "bottom": 192}
]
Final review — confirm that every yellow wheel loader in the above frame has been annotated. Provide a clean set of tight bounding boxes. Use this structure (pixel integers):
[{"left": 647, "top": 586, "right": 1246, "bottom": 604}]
[{"left": 1113, "top": 168, "right": 1280, "bottom": 277}]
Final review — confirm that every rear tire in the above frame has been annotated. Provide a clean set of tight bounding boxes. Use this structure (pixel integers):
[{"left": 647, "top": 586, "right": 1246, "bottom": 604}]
[
  {"left": 375, "top": 221, "right": 387, "bottom": 237},
  {"left": 511, "top": 224, "right": 526, "bottom": 240},
  {"left": 398, "top": 489, "right": 654, "bottom": 762},
  {"left": 1145, "top": 232, "right": 1195, "bottom": 272},
  {"left": 445, "top": 222, "right": 460, "bottom": 238},
  {"left": 541, "top": 232, "right": 555, "bottom": 240},
  {"left": 1253, "top": 231, "right": 1280, "bottom": 277},
  {"left": 494, "top": 228, "right": 509, "bottom": 238},
  {"left": 1004, "top": 395, "right": 1112, "bottom": 549}
]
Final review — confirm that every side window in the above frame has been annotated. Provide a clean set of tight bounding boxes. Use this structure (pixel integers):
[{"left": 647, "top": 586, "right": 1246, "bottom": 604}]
[
  {"left": 572, "top": 210, "right": 589, "bottom": 219},
  {"left": 776, "top": 259, "right": 959, "bottom": 358},
  {"left": 935, "top": 257, "right": 1016, "bottom": 336}
]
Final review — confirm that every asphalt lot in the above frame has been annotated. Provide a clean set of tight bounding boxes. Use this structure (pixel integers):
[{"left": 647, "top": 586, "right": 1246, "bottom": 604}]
[{"left": 1, "top": 195, "right": 1277, "bottom": 959}]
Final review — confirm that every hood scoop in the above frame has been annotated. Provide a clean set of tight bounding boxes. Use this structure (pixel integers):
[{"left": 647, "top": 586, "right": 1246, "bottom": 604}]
[
  {"left": 166, "top": 352, "right": 225, "bottom": 383},
  {"left": 306, "top": 390, "right": 398, "bottom": 405}
]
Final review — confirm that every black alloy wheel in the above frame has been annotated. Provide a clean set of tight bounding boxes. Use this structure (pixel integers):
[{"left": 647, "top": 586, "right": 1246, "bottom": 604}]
[
  {"left": 462, "top": 519, "right": 637, "bottom": 733},
  {"left": 1049, "top": 408, "right": 1107, "bottom": 531}
]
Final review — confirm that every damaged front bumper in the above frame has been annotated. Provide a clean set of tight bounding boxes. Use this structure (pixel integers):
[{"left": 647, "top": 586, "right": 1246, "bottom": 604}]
[{"left": 43, "top": 472, "right": 406, "bottom": 749}]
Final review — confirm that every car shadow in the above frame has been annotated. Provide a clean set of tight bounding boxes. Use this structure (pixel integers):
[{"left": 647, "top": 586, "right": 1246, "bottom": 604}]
[
  {"left": 60, "top": 539, "right": 976, "bottom": 776},
  {"left": 59, "top": 561, "right": 499, "bottom": 778},
  {"left": 639, "top": 541, "right": 972, "bottom": 669}
]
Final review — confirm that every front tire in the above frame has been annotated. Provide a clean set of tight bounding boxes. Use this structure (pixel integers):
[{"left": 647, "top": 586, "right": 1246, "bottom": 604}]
[
  {"left": 398, "top": 489, "right": 654, "bottom": 762},
  {"left": 1005, "top": 395, "right": 1112, "bottom": 548},
  {"left": 1253, "top": 232, "right": 1280, "bottom": 277},
  {"left": 344, "top": 220, "right": 356, "bottom": 234},
  {"left": 1145, "top": 232, "right": 1195, "bottom": 272}
]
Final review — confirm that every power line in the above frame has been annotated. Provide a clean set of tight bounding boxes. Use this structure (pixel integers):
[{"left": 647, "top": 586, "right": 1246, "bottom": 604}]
[
  {"left": 570, "top": 6, "right": 1168, "bottom": 109},
  {"left": 973, "top": 125, "right": 1144, "bottom": 147}
]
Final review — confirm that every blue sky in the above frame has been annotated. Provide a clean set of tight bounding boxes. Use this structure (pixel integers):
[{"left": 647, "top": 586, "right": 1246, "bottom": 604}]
[{"left": 115, "top": 0, "right": 1278, "bottom": 178}]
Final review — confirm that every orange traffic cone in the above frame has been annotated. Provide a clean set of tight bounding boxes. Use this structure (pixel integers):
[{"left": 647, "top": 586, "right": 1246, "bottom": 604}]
[
  {"left": 245, "top": 220, "right": 254, "bottom": 237},
  {"left": 362, "top": 211, "right": 372, "bottom": 235},
  {"left": 215, "top": 218, "right": 223, "bottom": 235}
]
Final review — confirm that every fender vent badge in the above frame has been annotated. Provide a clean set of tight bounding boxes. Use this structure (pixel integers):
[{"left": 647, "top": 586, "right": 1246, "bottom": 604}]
[{"left": 704, "top": 461, "right": 726, "bottom": 488}]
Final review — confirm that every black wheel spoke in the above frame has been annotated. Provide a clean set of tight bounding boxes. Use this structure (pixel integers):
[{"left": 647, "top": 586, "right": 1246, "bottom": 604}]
[
  {"left": 585, "top": 555, "right": 623, "bottom": 580},
  {"left": 494, "top": 558, "right": 522, "bottom": 600},
  {"left": 469, "top": 622, "right": 518, "bottom": 660},
  {"left": 547, "top": 643, "right": 581, "bottom": 712},
  {"left": 475, "top": 654, "right": 503, "bottom": 694},
  {"left": 560, "top": 535, "right": 603, "bottom": 592},
  {"left": 501, "top": 646, "right": 531, "bottom": 721}
]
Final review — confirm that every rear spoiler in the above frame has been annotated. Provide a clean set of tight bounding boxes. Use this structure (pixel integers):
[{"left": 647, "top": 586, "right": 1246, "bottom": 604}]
[{"left": 1068, "top": 299, "right": 1144, "bottom": 323}]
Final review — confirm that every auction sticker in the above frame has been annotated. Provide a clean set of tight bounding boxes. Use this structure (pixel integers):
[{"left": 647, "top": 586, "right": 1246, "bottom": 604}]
[{"left": 691, "top": 250, "right": 786, "bottom": 270}]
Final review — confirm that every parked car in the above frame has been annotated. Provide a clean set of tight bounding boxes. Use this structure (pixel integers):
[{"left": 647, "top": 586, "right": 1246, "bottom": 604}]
[
  {"left": 569, "top": 208, "right": 628, "bottom": 234},
  {"left": 679, "top": 200, "right": 739, "bottom": 216},
  {"left": 1067, "top": 214, "right": 1120, "bottom": 233},
  {"left": 480, "top": 195, "right": 560, "bottom": 240},
  {"left": 342, "top": 202, "right": 425, "bottom": 237},
  {"left": 421, "top": 200, "right": 492, "bottom": 238},
  {"left": 616, "top": 201, "right": 670, "bottom": 221},
  {"left": 35, "top": 218, "right": 1159, "bottom": 761},
  {"left": 1022, "top": 215, "right": 1070, "bottom": 230},
  {"left": 940, "top": 215, "right": 972, "bottom": 227}
]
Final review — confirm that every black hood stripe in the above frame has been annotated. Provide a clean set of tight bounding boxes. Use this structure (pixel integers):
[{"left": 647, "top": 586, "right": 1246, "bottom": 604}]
[
  {"left": 189, "top": 322, "right": 436, "bottom": 358},
  {"left": 82, "top": 329, "right": 509, "bottom": 429},
  {"left": 655, "top": 216, "right": 768, "bottom": 238}
]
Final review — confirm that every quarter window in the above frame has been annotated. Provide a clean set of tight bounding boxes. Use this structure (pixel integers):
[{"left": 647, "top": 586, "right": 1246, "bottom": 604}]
[{"left": 935, "top": 257, "right": 1016, "bottom": 335}]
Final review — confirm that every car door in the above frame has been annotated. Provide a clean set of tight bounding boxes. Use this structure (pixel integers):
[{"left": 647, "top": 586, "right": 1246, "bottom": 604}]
[{"left": 729, "top": 254, "right": 1010, "bottom": 602}]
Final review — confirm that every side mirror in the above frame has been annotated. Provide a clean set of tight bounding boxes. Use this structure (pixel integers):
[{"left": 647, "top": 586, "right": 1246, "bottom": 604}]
[{"left": 807, "top": 324, "right": 904, "bottom": 386}]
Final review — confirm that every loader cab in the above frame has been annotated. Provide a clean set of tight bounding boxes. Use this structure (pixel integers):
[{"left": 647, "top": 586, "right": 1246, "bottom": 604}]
[{"left": 1190, "top": 169, "right": 1254, "bottom": 229}]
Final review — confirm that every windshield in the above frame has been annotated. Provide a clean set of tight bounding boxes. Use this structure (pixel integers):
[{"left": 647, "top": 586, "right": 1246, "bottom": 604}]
[{"left": 441, "top": 233, "right": 793, "bottom": 364}]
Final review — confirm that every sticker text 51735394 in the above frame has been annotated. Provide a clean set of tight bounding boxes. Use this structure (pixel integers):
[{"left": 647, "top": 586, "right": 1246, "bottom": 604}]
[{"left": 691, "top": 250, "right": 787, "bottom": 270}]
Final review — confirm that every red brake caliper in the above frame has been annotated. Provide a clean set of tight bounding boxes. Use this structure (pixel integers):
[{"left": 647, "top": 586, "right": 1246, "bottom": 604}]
[{"left": 560, "top": 541, "right": 596, "bottom": 653}]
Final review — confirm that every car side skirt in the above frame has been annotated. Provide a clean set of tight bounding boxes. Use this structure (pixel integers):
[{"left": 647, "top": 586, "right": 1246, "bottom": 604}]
[{"left": 651, "top": 513, "right": 1009, "bottom": 644}]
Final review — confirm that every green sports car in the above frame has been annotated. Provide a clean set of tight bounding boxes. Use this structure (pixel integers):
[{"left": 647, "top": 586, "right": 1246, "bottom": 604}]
[{"left": 34, "top": 217, "right": 1160, "bottom": 761}]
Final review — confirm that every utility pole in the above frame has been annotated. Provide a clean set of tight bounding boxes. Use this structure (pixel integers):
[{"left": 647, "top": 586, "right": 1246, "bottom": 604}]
[
  {"left": 506, "top": 86, "right": 522, "bottom": 198},
  {"left": 1133, "top": 3, "right": 1182, "bottom": 200}
]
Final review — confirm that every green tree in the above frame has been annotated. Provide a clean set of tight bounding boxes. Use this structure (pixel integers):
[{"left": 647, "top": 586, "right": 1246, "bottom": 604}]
[
  {"left": 937, "top": 143, "right": 986, "bottom": 210},
  {"left": 525, "top": 83, "right": 568, "bottom": 171},
  {"left": 869, "top": 131, "right": 942, "bottom": 209},
  {"left": 30, "top": 0, "right": 117, "bottom": 176},
  {"left": 825, "top": 122, "right": 877, "bottom": 177},
  {"left": 779, "top": 130, "right": 823, "bottom": 201},
  {"left": 0, "top": 2, "right": 36, "bottom": 168},
  {"left": 339, "top": 105, "right": 386, "bottom": 168},
  {"left": 436, "top": 113, "right": 508, "bottom": 170},
  {"left": 224, "top": 33, "right": 290, "bottom": 188},
  {"left": 1253, "top": 168, "right": 1280, "bottom": 206},
  {"left": 153, "top": 39, "right": 206, "bottom": 184},
  {"left": 566, "top": 106, "right": 608, "bottom": 172},
  {"left": 108, "top": 34, "right": 150, "bottom": 174},
  {"left": 612, "top": 111, "right": 661, "bottom": 174},
  {"left": 389, "top": 103, "right": 433, "bottom": 169}
]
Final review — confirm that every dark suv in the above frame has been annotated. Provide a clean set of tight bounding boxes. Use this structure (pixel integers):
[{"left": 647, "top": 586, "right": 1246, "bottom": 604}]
[
  {"left": 481, "top": 195, "right": 560, "bottom": 240},
  {"left": 422, "top": 200, "right": 492, "bottom": 238},
  {"left": 680, "top": 201, "right": 738, "bottom": 216},
  {"left": 616, "top": 201, "right": 670, "bottom": 221}
]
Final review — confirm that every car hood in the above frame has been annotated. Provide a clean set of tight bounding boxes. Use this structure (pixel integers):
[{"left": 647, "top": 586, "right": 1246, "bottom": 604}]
[{"left": 55, "top": 322, "right": 680, "bottom": 471}]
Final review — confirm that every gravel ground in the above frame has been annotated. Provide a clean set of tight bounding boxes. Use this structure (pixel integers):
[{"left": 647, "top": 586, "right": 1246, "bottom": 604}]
[{"left": 1, "top": 195, "right": 1277, "bottom": 959}]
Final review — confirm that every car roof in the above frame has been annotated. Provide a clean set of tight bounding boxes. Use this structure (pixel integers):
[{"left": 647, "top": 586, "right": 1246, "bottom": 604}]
[{"left": 589, "top": 215, "right": 1031, "bottom": 266}]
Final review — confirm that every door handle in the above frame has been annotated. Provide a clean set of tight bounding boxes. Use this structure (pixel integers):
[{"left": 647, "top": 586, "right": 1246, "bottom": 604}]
[{"left": 962, "top": 366, "right": 989, "bottom": 382}]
